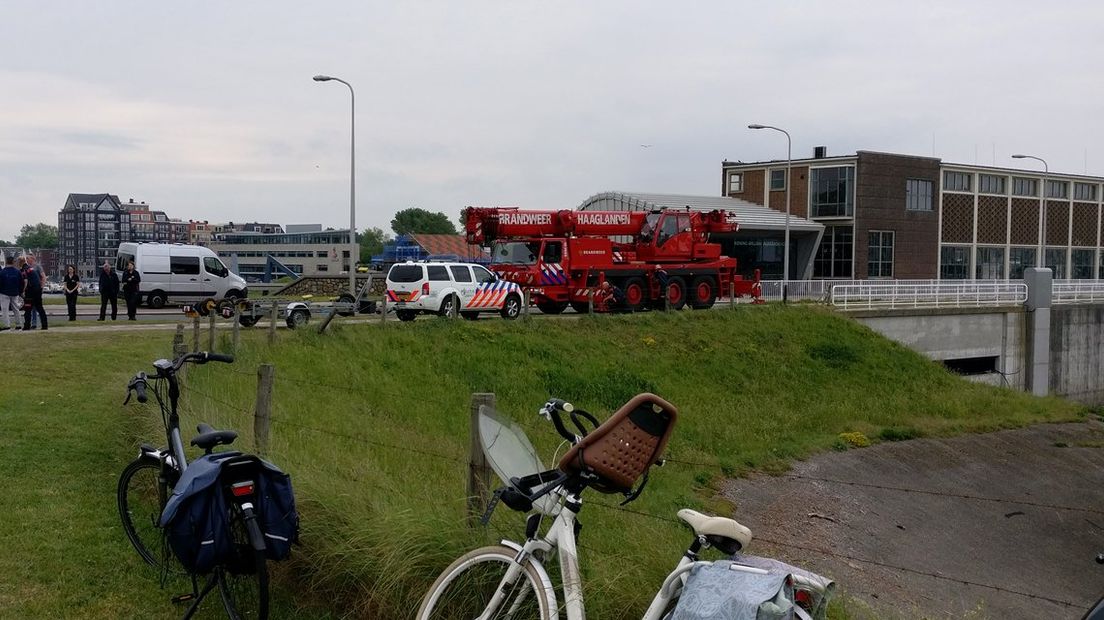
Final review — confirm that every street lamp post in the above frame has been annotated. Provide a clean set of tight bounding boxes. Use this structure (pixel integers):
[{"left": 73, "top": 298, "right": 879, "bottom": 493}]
[
  {"left": 314, "top": 74, "right": 357, "bottom": 296},
  {"left": 1012, "top": 154, "right": 1049, "bottom": 269},
  {"left": 748, "top": 124, "right": 791, "bottom": 300}
]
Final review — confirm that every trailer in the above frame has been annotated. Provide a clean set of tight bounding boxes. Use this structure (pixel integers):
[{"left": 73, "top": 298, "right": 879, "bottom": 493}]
[
  {"left": 184, "top": 286, "right": 377, "bottom": 330},
  {"left": 464, "top": 207, "right": 761, "bottom": 313}
]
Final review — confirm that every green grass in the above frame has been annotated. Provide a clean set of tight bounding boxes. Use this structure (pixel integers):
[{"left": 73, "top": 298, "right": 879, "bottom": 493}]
[
  {"left": 0, "top": 306, "right": 1084, "bottom": 618},
  {"left": 166, "top": 305, "right": 1081, "bottom": 619}
]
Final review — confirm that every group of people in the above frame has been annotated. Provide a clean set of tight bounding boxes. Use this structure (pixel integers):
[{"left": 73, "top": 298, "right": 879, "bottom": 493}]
[
  {"left": 0, "top": 254, "right": 49, "bottom": 331},
  {"left": 0, "top": 256, "right": 143, "bottom": 331}
]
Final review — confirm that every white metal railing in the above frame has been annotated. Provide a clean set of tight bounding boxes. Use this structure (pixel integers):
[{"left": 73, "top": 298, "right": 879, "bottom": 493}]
[
  {"left": 1053, "top": 279, "right": 1104, "bottom": 304},
  {"left": 829, "top": 281, "right": 1028, "bottom": 310},
  {"left": 758, "top": 279, "right": 962, "bottom": 303}
]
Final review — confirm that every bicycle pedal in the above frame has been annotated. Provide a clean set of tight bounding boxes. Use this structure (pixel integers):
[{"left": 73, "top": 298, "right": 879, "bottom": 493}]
[{"left": 171, "top": 593, "right": 196, "bottom": 605}]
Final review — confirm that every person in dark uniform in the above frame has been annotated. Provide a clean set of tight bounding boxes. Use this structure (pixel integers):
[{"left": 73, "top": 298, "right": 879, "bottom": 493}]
[
  {"left": 121, "top": 260, "right": 141, "bottom": 321},
  {"left": 21, "top": 256, "right": 47, "bottom": 331},
  {"left": 63, "top": 264, "right": 81, "bottom": 321},
  {"left": 98, "top": 262, "right": 120, "bottom": 321}
]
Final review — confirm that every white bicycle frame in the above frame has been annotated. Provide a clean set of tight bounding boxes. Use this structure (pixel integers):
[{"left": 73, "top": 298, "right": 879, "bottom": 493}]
[{"left": 485, "top": 488, "right": 770, "bottom": 620}]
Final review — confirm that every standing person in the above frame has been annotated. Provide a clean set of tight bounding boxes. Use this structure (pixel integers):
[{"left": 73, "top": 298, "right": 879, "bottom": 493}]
[
  {"left": 0, "top": 255, "right": 22, "bottom": 331},
  {"left": 21, "top": 255, "right": 47, "bottom": 331},
  {"left": 63, "top": 264, "right": 81, "bottom": 321},
  {"left": 121, "top": 260, "right": 141, "bottom": 321},
  {"left": 26, "top": 255, "right": 46, "bottom": 329},
  {"left": 98, "top": 261, "right": 119, "bottom": 321}
]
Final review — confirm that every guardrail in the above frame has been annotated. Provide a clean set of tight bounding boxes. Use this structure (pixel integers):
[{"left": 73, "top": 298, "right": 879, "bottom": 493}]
[
  {"left": 1052, "top": 279, "right": 1104, "bottom": 304},
  {"left": 829, "top": 281, "right": 1028, "bottom": 310}
]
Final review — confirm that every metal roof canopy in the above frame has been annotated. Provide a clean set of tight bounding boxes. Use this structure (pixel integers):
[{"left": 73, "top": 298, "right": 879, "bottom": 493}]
[{"left": 576, "top": 191, "right": 824, "bottom": 233}]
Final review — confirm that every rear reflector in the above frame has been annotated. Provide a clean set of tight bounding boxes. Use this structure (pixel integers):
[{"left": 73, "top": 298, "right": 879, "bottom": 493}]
[
  {"left": 231, "top": 481, "right": 255, "bottom": 497},
  {"left": 422, "top": 282, "right": 430, "bottom": 295}
]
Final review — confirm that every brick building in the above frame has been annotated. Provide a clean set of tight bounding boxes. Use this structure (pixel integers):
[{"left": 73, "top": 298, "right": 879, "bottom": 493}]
[
  {"left": 58, "top": 193, "right": 131, "bottom": 279},
  {"left": 722, "top": 150, "right": 1104, "bottom": 280}
]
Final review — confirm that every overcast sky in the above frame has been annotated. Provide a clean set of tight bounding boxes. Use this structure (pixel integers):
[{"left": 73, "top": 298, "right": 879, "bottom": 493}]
[{"left": 2, "top": 1, "right": 1102, "bottom": 243}]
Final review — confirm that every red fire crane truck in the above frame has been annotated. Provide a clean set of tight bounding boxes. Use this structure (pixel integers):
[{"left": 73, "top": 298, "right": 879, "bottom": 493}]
[{"left": 464, "top": 207, "right": 761, "bottom": 313}]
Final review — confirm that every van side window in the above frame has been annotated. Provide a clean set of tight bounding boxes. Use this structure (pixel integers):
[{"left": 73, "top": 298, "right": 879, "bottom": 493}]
[
  {"left": 116, "top": 252, "right": 134, "bottom": 272},
  {"left": 450, "top": 266, "right": 473, "bottom": 282},
  {"left": 170, "top": 256, "right": 200, "bottom": 275},
  {"left": 203, "top": 257, "right": 228, "bottom": 277},
  {"left": 427, "top": 266, "right": 450, "bottom": 281},
  {"left": 472, "top": 266, "right": 497, "bottom": 283}
]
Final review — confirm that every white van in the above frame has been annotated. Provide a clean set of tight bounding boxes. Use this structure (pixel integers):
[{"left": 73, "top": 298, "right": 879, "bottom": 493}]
[
  {"left": 116, "top": 242, "right": 248, "bottom": 309},
  {"left": 385, "top": 261, "right": 523, "bottom": 321}
]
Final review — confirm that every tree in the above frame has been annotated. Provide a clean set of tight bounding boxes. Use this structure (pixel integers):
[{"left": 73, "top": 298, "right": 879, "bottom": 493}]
[
  {"left": 390, "top": 208, "right": 457, "bottom": 236},
  {"left": 0, "top": 239, "right": 13, "bottom": 247},
  {"left": 357, "top": 227, "right": 392, "bottom": 265},
  {"left": 15, "top": 223, "right": 59, "bottom": 249}
]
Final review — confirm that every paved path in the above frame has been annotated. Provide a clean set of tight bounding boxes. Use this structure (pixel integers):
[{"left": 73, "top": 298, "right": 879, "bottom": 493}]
[{"left": 723, "top": 421, "right": 1104, "bottom": 619}]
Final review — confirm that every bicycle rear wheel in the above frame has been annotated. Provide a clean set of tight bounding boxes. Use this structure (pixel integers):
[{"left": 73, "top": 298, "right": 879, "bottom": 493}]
[
  {"left": 417, "top": 545, "right": 553, "bottom": 620},
  {"left": 218, "top": 504, "right": 269, "bottom": 620},
  {"left": 117, "top": 458, "right": 166, "bottom": 567}
]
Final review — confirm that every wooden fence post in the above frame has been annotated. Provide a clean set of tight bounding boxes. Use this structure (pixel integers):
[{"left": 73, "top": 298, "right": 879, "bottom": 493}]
[
  {"left": 467, "top": 392, "right": 496, "bottom": 526},
  {"left": 588, "top": 289, "right": 594, "bottom": 314},
  {"left": 192, "top": 316, "right": 200, "bottom": 351},
  {"left": 729, "top": 280, "right": 736, "bottom": 309},
  {"left": 380, "top": 297, "right": 387, "bottom": 324},
  {"left": 232, "top": 311, "right": 241, "bottom": 351},
  {"left": 254, "top": 364, "right": 275, "bottom": 455},
  {"left": 173, "top": 323, "right": 185, "bottom": 358},
  {"left": 522, "top": 289, "right": 530, "bottom": 318},
  {"left": 207, "top": 312, "right": 216, "bottom": 351},
  {"left": 268, "top": 302, "right": 277, "bottom": 344}
]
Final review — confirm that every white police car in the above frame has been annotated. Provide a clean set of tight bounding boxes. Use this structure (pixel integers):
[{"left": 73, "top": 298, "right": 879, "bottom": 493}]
[{"left": 385, "top": 261, "right": 523, "bottom": 321}]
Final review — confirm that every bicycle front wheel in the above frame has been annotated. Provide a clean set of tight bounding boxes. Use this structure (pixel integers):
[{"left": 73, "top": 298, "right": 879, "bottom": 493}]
[
  {"left": 218, "top": 505, "right": 270, "bottom": 620},
  {"left": 117, "top": 458, "right": 166, "bottom": 567},
  {"left": 417, "top": 545, "right": 553, "bottom": 620}
]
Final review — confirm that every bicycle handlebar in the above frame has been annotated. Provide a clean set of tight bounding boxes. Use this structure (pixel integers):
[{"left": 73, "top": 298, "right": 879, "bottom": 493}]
[
  {"left": 124, "top": 351, "right": 235, "bottom": 405},
  {"left": 539, "top": 398, "right": 597, "bottom": 444},
  {"left": 124, "top": 373, "right": 149, "bottom": 405}
]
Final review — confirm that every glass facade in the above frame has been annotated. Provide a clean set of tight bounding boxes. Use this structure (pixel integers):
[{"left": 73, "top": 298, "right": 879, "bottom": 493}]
[
  {"left": 1072, "top": 249, "right": 1094, "bottom": 279},
  {"left": 943, "top": 171, "right": 971, "bottom": 192},
  {"left": 810, "top": 167, "right": 855, "bottom": 217},
  {"left": 1045, "top": 248, "right": 1066, "bottom": 279},
  {"left": 1009, "top": 247, "right": 1036, "bottom": 279},
  {"left": 978, "top": 174, "right": 1006, "bottom": 195},
  {"left": 940, "top": 246, "right": 969, "bottom": 279},
  {"left": 1012, "top": 177, "right": 1037, "bottom": 197},
  {"left": 813, "top": 225, "right": 853, "bottom": 278},
  {"left": 975, "top": 247, "right": 1004, "bottom": 279}
]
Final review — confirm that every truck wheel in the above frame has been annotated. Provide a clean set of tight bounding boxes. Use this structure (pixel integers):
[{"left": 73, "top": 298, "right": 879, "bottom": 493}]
[
  {"left": 146, "top": 291, "right": 167, "bottom": 309},
  {"left": 286, "top": 308, "right": 309, "bottom": 329},
  {"left": 500, "top": 294, "right": 522, "bottom": 320},
  {"left": 336, "top": 293, "right": 356, "bottom": 317},
  {"left": 621, "top": 277, "right": 646, "bottom": 312},
  {"left": 664, "top": 277, "right": 687, "bottom": 311},
  {"left": 690, "top": 276, "right": 717, "bottom": 309},
  {"left": 535, "top": 301, "right": 568, "bottom": 315},
  {"left": 396, "top": 309, "right": 417, "bottom": 322}
]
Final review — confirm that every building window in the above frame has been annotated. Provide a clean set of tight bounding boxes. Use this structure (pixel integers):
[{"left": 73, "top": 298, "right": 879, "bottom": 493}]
[
  {"left": 975, "top": 247, "right": 1005, "bottom": 279},
  {"left": 1074, "top": 182, "right": 1098, "bottom": 201},
  {"left": 728, "top": 173, "right": 744, "bottom": 194},
  {"left": 1012, "top": 177, "right": 1037, "bottom": 197},
  {"left": 1072, "top": 249, "right": 1094, "bottom": 279},
  {"left": 813, "top": 225, "right": 853, "bottom": 278},
  {"left": 1045, "top": 248, "right": 1066, "bottom": 278},
  {"left": 810, "top": 167, "right": 855, "bottom": 217},
  {"left": 978, "top": 174, "right": 1006, "bottom": 195},
  {"left": 867, "top": 231, "right": 894, "bottom": 278},
  {"left": 1009, "top": 247, "right": 1037, "bottom": 279},
  {"left": 769, "top": 169, "right": 786, "bottom": 191},
  {"left": 943, "top": 171, "right": 972, "bottom": 192},
  {"left": 316, "top": 263, "right": 328, "bottom": 272},
  {"left": 905, "top": 179, "right": 933, "bottom": 211},
  {"left": 1046, "top": 180, "right": 1069, "bottom": 199},
  {"left": 940, "top": 245, "right": 969, "bottom": 279}
]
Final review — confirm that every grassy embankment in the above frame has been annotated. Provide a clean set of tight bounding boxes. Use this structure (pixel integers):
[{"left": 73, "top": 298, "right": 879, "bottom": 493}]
[
  {"left": 0, "top": 306, "right": 1085, "bottom": 618},
  {"left": 171, "top": 305, "right": 1083, "bottom": 618}
]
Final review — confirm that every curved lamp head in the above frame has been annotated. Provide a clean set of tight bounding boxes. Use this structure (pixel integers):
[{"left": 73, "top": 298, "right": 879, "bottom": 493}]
[
  {"left": 1011, "top": 154, "right": 1028, "bottom": 159},
  {"left": 312, "top": 75, "right": 333, "bottom": 82},
  {"left": 747, "top": 124, "right": 766, "bottom": 130}
]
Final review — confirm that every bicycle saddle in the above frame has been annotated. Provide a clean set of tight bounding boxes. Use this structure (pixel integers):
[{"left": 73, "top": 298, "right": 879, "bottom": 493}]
[
  {"left": 677, "top": 509, "right": 753, "bottom": 554},
  {"left": 191, "top": 423, "right": 238, "bottom": 452}
]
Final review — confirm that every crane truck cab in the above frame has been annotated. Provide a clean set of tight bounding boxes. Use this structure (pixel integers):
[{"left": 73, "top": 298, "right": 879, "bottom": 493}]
[{"left": 385, "top": 260, "right": 523, "bottom": 322}]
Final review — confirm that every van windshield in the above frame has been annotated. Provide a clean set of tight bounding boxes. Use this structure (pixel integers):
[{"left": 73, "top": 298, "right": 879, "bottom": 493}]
[{"left": 389, "top": 265, "right": 424, "bottom": 282}]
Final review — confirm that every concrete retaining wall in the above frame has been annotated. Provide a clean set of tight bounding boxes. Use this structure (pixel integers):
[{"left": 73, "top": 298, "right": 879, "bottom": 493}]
[{"left": 1049, "top": 304, "right": 1104, "bottom": 405}]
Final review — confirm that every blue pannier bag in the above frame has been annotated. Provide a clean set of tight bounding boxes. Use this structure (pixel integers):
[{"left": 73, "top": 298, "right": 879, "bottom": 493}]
[{"left": 160, "top": 452, "right": 300, "bottom": 573}]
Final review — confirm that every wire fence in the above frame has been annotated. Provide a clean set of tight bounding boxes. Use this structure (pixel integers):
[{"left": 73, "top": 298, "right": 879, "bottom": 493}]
[{"left": 177, "top": 363, "right": 1100, "bottom": 612}]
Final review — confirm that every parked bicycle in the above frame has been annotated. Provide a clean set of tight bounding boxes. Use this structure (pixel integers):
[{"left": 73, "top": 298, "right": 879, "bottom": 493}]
[
  {"left": 116, "top": 351, "right": 270, "bottom": 619},
  {"left": 417, "top": 394, "right": 834, "bottom": 619}
]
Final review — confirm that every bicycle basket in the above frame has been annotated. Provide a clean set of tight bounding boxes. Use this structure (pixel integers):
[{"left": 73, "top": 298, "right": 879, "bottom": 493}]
[{"left": 556, "top": 393, "right": 677, "bottom": 494}]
